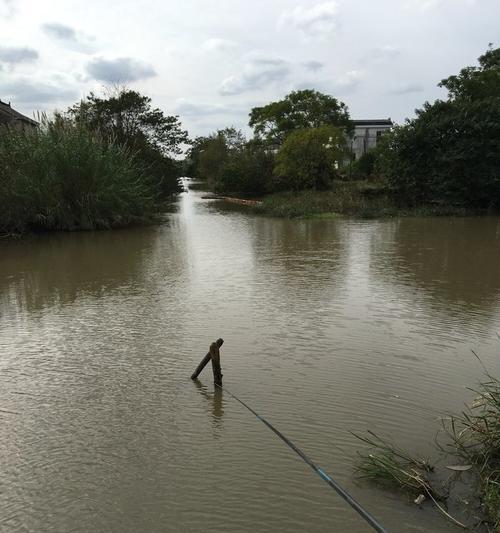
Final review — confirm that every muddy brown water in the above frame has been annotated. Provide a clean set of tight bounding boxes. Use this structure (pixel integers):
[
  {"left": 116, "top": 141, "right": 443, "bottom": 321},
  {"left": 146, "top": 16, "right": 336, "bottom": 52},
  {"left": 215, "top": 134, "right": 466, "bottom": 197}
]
[{"left": 1, "top": 185, "right": 499, "bottom": 532}]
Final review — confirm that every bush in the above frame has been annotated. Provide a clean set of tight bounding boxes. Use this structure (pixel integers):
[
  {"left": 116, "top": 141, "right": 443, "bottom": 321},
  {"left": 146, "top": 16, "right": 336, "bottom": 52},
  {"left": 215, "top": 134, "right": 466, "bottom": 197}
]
[
  {"left": 0, "top": 118, "right": 160, "bottom": 235},
  {"left": 352, "top": 151, "right": 376, "bottom": 178},
  {"left": 274, "top": 125, "right": 346, "bottom": 190},
  {"left": 215, "top": 142, "right": 275, "bottom": 195},
  {"left": 376, "top": 47, "right": 500, "bottom": 208}
]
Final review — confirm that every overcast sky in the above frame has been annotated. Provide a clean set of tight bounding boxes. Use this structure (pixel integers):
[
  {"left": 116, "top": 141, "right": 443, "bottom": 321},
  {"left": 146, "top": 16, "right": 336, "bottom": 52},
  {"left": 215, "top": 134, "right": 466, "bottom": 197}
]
[{"left": 0, "top": 0, "right": 498, "bottom": 137}]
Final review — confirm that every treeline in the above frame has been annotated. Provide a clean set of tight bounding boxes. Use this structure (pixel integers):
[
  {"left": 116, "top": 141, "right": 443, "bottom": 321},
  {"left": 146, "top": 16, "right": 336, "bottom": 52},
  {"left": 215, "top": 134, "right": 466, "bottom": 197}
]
[
  {"left": 0, "top": 89, "right": 188, "bottom": 235},
  {"left": 2, "top": 46, "right": 498, "bottom": 235},
  {"left": 185, "top": 90, "right": 351, "bottom": 195},
  {"left": 186, "top": 46, "right": 500, "bottom": 214}
]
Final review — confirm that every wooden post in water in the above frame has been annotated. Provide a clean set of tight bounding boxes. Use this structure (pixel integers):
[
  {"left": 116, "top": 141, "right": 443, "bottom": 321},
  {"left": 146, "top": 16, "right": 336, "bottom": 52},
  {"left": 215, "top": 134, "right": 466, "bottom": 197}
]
[
  {"left": 191, "top": 338, "right": 224, "bottom": 384},
  {"left": 210, "top": 341, "right": 223, "bottom": 386}
]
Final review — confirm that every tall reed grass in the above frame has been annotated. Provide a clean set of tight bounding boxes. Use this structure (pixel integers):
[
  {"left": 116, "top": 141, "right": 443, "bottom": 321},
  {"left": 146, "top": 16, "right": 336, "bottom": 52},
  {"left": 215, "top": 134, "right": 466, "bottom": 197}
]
[{"left": 0, "top": 117, "right": 160, "bottom": 235}]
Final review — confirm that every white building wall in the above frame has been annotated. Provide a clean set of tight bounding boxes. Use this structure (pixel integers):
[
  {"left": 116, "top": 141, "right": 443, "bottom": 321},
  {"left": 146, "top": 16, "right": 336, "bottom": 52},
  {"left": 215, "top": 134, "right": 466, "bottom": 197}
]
[{"left": 351, "top": 124, "right": 392, "bottom": 159}]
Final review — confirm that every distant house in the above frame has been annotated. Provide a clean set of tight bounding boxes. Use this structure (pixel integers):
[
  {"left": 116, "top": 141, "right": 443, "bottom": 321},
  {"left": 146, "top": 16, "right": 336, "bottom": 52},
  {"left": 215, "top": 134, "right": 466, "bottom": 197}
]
[
  {"left": 0, "top": 100, "right": 38, "bottom": 130},
  {"left": 351, "top": 119, "right": 392, "bottom": 159}
]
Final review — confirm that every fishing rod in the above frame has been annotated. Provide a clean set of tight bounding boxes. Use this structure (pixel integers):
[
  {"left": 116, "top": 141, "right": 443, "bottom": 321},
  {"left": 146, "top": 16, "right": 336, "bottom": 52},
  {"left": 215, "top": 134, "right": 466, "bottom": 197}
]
[
  {"left": 215, "top": 382, "right": 389, "bottom": 533},
  {"left": 192, "top": 339, "right": 388, "bottom": 532}
]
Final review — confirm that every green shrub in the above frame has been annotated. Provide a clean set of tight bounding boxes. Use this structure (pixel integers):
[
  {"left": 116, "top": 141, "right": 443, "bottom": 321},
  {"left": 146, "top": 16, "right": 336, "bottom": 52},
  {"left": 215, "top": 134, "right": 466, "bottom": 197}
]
[
  {"left": 0, "top": 118, "right": 159, "bottom": 235},
  {"left": 376, "top": 47, "right": 500, "bottom": 208},
  {"left": 274, "top": 126, "right": 346, "bottom": 191},
  {"left": 216, "top": 143, "right": 275, "bottom": 196},
  {"left": 352, "top": 151, "right": 376, "bottom": 178}
]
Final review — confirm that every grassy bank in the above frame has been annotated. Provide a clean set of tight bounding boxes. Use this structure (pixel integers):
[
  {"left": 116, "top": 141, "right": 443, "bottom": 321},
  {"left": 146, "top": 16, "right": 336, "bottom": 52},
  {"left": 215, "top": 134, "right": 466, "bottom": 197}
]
[
  {"left": 0, "top": 120, "right": 163, "bottom": 236},
  {"left": 356, "top": 373, "right": 500, "bottom": 530},
  {"left": 256, "top": 181, "right": 487, "bottom": 219}
]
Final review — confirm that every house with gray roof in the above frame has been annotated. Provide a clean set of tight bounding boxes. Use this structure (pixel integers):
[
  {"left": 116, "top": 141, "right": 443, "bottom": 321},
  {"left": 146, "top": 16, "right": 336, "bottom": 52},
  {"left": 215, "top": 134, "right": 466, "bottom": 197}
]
[
  {"left": 0, "top": 100, "right": 38, "bottom": 130},
  {"left": 351, "top": 119, "right": 392, "bottom": 159}
]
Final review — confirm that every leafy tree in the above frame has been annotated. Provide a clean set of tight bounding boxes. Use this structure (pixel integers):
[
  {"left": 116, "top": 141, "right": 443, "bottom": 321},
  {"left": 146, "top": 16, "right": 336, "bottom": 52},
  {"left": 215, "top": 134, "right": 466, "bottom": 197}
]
[
  {"left": 249, "top": 89, "right": 352, "bottom": 145},
  {"left": 217, "top": 140, "right": 275, "bottom": 195},
  {"left": 439, "top": 45, "right": 500, "bottom": 101},
  {"left": 196, "top": 133, "right": 229, "bottom": 187},
  {"left": 192, "top": 128, "right": 246, "bottom": 187},
  {"left": 68, "top": 88, "right": 189, "bottom": 196},
  {"left": 69, "top": 88, "right": 188, "bottom": 155},
  {"left": 377, "top": 46, "right": 500, "bottom": 208},
  {"left": 274, "top": 126, "right": 346, "bottom": 190}
]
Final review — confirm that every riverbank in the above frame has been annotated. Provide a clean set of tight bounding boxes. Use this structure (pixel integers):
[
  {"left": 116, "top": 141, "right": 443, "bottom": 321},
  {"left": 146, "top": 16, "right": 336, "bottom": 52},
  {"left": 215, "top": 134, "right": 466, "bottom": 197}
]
[
  {"left": 192, "top": 179, "right": 487, "bottom": 219},
  {"left": 256, "top": 181, "right": 492, "bottom": 219},
  {"left": 356, "top": 372, "right": 500, "bottom": 530}
]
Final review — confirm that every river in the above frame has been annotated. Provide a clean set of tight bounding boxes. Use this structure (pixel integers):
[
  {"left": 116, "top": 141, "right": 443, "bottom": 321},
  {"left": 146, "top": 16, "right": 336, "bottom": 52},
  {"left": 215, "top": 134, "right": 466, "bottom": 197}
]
[{"left": 1, "top": 184, "right": 499, "bottom": 532}]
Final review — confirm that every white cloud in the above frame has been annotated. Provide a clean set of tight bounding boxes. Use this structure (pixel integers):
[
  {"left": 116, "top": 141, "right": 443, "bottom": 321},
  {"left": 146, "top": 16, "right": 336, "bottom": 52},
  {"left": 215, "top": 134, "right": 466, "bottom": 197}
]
[
  {"left": 175, "top": 99, "right": 232, "bottom": 116},
  {"left": 404, "top": 0, "right": 476, "bottom": 11},
  {"left": 0, "top": 78, "right": 78, "bottom": 105},
  {"left": 42, "top": 22, "right": 95, "bottom": 53},
  {"left": 0, "top": 46, "right": 38, "bottom": 65},
  {"left": 335, "top": 70, "right": 363, "bottom": 93},
  {"left": 220, "top": 57, "right": 290, "bottom": 96},
  {"left": 365, "top": 45, "right": 400, "bottom": 61},
  {"left": 0, "top": 0, "right": 16, "bottom": 18},
  {"left": 389, "top": 82, "right": 424, "bottom": 95},
  {"left": 303, "top": 60, "right": 324, "bottom": 72},
  {"left": 202, "top": 38, "right": 237, "bottom": 52},
  {"left": 86, "top": 57, "right": 156, "bottom": 83},
  {"left": 279, "top": 2, "right": 339, "bottom": 39}
]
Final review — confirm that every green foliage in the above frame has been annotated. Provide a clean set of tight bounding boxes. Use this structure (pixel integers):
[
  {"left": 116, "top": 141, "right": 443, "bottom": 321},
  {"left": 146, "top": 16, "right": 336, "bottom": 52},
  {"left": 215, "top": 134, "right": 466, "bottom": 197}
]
[
  {"left": 259, "top": 182, "right": 395, "bottom": 218},
  {"left": 483, "top": 478, "right": 500, "bottom": 530},
  {"left": 377, "top": 46, "right": 500, "bottom": 208},
  {"left": 274, "top": 126, "right": 346, "bottom": 190},
  {"left": 249, "top": 89, "right": 352, "bottom": 145},
  {"left": 68, "top": 88, "right": 188, "bottom": 196},
  {"left": 0, "top": 118, "right": 159, "bottom": 235},
  {"left": 355, "top": 431, "right": 434, "bottom": 495},
  {"left": 187, "top": 128, "right": 273, "bottom": 195},
  {"left": 194, "top": 129, "right": 238, "bottom": 187},
  {"left": 352, "top": 151, "right": 377, "bottom": 178},
  {"left": 216, "top": 140, "right": 274, "bottom": 195},
  {"left": 439, "top": 45, "right": 500, "bottom": 101}
]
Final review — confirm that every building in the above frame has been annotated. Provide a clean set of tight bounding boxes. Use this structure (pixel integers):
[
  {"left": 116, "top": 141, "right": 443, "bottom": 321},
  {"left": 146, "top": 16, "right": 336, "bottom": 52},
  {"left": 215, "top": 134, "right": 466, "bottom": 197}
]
[
  {"left": 351, "top": 119, "right": 392, "bottom": 159},
  {"left": 0, "top": 100, "right": 38, "bottom": 130}
]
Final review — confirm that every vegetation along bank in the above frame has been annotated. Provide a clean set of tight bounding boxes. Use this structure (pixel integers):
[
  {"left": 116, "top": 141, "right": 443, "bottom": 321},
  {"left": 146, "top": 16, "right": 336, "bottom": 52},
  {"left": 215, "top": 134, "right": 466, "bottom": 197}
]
[
  {"left": 0, "top": 89, "right": 187, "bottom": 236},
  {"left": 185, "top": 46, "right": 500, "bottom": 218}
]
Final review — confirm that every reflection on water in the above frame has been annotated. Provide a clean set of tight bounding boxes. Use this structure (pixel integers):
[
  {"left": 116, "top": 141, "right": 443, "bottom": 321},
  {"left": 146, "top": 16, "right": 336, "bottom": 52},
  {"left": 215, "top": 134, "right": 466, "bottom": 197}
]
[
  {"left": 0, "top": 188, "right": 499, "bottom": 533},
  {"left": 371, "top": 217, "right": 500, "bottom": 302},
  {"left": 193, "top": 379, "right": 225, "bottom": 434},
  {"left": 0, "top": 228, "right": 159, "bottom": 314}
]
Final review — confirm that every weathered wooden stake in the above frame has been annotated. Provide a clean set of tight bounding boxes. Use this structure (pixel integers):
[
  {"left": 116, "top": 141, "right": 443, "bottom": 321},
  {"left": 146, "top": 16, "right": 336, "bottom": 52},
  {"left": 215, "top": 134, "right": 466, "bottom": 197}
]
[
  {"left": 191, "top": 338, "right": 224, "bottom": 384},
  {"left": 210, "top": 341, "right": 223, "bottom": 387}
]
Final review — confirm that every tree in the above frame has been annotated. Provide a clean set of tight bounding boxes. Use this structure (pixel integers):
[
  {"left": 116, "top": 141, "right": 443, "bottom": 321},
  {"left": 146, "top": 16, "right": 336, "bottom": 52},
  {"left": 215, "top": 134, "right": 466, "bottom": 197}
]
[
  {"left": 69, "top": 88, "right": 188, "bottom": 156},
  {"left": 377, "top": 46, "right": 500, "bottom": 208},
  {"left": 192, "top": 128, "right": 246, "bottom": 187},
  {"left": 217, "top": 140, "right": 275, "bottom": 195},
  {"left": 68, "top": 88, "right": 189, "bottom": 196},
  {"left": 439, "top": 45, "right": 500, "bottom": 102},
  {"left": 274, "top": 126, "right": 346, "bottom": 190},
  {"left": 249, "top": 89, "right": 352, "bottom": 145},
  {"left": 196, "top": 133, "right": 229, "bottom": 187}
]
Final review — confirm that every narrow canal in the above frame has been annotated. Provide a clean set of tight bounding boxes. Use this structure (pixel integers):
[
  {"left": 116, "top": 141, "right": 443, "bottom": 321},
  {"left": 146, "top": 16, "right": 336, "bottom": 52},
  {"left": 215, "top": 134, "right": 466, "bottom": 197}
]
[{"left": 1, "top": 184, "right": 499, "bottom": 532}]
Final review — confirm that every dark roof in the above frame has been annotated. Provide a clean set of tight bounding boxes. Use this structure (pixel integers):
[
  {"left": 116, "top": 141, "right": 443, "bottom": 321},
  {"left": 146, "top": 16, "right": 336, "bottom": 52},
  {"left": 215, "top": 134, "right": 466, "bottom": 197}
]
[
  {"left": 352, "top": 119, "right": 393, "bottom": 126},
  {"left": 0, "top": 99, "right": 38, "bottom": 126}
]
